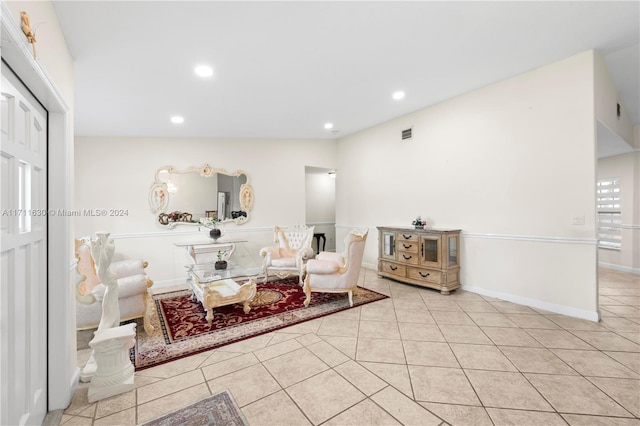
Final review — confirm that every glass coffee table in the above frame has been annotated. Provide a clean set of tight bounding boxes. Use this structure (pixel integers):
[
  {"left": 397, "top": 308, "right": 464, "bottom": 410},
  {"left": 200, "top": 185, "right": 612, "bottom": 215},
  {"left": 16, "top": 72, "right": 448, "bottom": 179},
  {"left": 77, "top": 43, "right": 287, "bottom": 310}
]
[{"left": 185, "top": 263, "right": 263, "bottom": 325}]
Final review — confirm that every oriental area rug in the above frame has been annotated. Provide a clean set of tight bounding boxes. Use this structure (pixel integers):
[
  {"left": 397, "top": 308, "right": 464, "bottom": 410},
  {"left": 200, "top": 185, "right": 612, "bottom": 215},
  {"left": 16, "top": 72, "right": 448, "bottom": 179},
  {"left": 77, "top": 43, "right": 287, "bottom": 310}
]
[
  {"left": 140, "top": 389, "right": 248, "bottom": 426},
  {"left": 132, "top": 277, "right": 388, "bottom": 370}
]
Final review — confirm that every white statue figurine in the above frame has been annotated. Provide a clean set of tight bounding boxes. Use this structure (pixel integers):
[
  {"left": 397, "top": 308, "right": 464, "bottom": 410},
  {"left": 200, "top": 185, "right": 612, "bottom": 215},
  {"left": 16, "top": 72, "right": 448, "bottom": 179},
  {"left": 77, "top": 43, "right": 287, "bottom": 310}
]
[
  {"left": 91, "top": 232, "right": 120, "bottom": 330},
  {"left": 84, "top": 231, "right": 137, "bottom": 400},
  {"left": 81, "top": 231, "right": 121, "bottom": 382}
]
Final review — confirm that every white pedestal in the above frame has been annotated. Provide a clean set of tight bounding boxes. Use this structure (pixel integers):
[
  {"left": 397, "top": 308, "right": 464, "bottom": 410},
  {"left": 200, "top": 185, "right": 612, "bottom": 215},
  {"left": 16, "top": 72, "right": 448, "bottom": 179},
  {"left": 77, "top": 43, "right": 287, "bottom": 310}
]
[{"left": 87, "top": 323, "right": 136, "bottom": 403}]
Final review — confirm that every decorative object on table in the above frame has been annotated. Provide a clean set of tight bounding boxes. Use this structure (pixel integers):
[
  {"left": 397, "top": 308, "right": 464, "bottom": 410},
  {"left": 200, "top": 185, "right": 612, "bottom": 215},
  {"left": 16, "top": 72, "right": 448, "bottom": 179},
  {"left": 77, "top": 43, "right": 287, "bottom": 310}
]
[
  {"left": 158, "top": 210, "right": 196, "bottom": 225},
  {"left": 130, "top": 276, "right": 388, "bottom": 370},
  {"left": 139, "top": 390, "right": 248, "bottom": 426},
  {"left": 200, "top": 217, "right": 222, "bottom": 240},
  {"left": 259, "top": 224, "right": 315, "bottom": 285},
  {"left": 412, "top": 216, "right": 428, "bottom": 229},
  {"left": 214, "top": 250, "right": 228, "bottom": 270}
]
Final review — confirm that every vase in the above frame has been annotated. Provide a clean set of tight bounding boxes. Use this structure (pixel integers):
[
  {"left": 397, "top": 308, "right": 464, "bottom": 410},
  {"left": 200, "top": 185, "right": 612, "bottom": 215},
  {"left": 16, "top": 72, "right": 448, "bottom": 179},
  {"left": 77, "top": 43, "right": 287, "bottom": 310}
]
[
  {"left": 414, "top": 225, "right": 424, "bottom": 229},
  {"left": 215, "top": 260, "right": 227, "bottom": 270},
  {"left": 209, "top": 228, "right": 221, "bottom": 240}
]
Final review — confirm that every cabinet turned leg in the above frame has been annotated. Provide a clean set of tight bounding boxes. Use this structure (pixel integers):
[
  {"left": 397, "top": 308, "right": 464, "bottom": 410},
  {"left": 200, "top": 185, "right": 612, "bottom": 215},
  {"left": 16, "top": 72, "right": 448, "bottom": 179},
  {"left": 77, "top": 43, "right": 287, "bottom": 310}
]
[{"left": 440, "top": 289, "right": 450, "bottom": 295}]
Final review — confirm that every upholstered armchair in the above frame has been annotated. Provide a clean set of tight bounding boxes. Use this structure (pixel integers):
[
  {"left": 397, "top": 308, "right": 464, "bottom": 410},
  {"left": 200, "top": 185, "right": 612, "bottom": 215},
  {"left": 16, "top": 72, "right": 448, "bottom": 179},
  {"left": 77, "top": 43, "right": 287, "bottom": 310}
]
[
  {"left": 260, "top": 225, "right": 315, "bottom": 284},
  {"left": 303, "top": 229, "right": 368, "bottom": 307},
  {"left": 75, "top": 238, "right": 154, "bottom": 334}
]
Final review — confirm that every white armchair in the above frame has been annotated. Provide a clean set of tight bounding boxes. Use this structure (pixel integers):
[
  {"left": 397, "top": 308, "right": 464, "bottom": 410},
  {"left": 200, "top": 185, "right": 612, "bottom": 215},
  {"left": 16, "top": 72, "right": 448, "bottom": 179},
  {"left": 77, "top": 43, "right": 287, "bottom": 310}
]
[
  {"left": 260, "top": 225, "right": 315, "bottom": 284},
  {"left": 75, "top": 238, "right": 154, "bottom": 334},
  {"left": 303, "top": 229, "right": 368, "bottom": 307}
]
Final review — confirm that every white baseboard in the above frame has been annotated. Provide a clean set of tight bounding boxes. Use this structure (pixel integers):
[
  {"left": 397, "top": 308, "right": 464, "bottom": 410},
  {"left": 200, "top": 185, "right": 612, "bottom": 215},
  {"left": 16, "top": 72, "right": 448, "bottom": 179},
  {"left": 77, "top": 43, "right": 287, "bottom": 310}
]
[
  {"left": 461, "top": 285, "right": 600, "bottom": 322},
  {"left": 362, "top": 262, "right": 377, "bottom": 271},
  {"left": 68, "top": 366, "right": 81, "bottom": 405},
  {"left": 599, "top": 262, "right": 640, "bottom": 275},
  {"left": 151, "top": 278, "right": 186, "bottom": 291}
]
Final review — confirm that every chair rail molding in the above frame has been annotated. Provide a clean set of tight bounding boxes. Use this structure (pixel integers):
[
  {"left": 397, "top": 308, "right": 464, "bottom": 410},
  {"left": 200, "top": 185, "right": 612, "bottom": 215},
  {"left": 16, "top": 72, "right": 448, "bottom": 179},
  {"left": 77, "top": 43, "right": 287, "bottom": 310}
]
[{"left": 462, "top": 232, "right": 598, "bottom": 245}]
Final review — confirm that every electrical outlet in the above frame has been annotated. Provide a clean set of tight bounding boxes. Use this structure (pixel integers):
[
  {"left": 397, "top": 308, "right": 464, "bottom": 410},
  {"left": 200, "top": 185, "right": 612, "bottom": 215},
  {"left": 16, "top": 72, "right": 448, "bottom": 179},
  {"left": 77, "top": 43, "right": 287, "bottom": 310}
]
[{"left": 572, "top": 216, "right": 585, "bottom": 225}]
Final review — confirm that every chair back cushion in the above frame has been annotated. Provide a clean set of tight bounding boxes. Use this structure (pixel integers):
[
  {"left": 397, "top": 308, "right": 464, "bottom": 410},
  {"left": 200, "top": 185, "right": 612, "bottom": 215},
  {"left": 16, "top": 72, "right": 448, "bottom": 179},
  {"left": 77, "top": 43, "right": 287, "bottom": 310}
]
[
  {"left": 343, "top": 230, "right": 369, "bottom": 267},
  {"left": 274, "top": 225, "right": 314, "bottom": 257},
  {"left": 343, "top": 229, "right": 368, "bottom": 279}
]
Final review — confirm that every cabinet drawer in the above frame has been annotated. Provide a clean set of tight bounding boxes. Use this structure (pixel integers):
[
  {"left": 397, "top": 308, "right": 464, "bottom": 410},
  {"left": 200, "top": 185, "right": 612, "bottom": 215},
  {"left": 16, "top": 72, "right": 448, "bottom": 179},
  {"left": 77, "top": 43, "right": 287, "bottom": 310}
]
[
  {"left": 397, "top": 241, "right": 418, "bottom": 253},
  {"left": 397, "top": 252, "right": 420, "bottom": 265},
  {"left": 408, "top": 267, "right": 442, "bottom": 284},
  {"left": 397, "top": 232, "right": 418, "bottom": 243},
  {"left": 380, "top": 261, "right": 406, "bottom": 277}
]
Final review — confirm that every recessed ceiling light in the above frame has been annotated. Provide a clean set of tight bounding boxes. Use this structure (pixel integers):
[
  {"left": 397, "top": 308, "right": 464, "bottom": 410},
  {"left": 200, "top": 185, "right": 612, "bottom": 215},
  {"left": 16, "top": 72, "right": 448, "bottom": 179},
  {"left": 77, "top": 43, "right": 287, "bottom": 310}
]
[
  {"left": 392, "top": 91, "right": 405, "bottom": 100},
  {"left": 194, "top": 65, "right": 214, "bottom": 77},
  {"left": 170, "top": 116, "right": 184, "bottom": 124},
  {"left": 324, "top": 122, "right": 334, "bottom": 129}
]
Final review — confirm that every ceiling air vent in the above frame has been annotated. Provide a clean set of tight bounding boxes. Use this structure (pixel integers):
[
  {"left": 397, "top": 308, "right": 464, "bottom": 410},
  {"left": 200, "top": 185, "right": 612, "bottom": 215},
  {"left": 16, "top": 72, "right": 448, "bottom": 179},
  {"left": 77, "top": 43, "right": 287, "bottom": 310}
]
[{"left": 401, "top": 127, "right": 413, "bottom": 141}]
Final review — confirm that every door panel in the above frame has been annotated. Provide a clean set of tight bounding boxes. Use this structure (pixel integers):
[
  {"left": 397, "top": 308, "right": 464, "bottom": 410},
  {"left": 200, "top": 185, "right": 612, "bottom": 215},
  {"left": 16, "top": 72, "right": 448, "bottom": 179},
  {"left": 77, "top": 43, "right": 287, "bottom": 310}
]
[{"left": 1, "top": 63, "right": 48, "bottom": 426}]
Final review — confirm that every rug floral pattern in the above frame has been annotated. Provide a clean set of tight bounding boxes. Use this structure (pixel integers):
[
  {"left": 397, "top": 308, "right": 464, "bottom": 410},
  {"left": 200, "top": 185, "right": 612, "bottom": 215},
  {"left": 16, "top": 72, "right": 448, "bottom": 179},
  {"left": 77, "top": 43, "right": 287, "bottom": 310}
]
[
  {"left": 133, "top": 277, "right": 388, "bottom": 370},
  {"left": 140, "top": 390, "right": 248, "bottom": 426}
]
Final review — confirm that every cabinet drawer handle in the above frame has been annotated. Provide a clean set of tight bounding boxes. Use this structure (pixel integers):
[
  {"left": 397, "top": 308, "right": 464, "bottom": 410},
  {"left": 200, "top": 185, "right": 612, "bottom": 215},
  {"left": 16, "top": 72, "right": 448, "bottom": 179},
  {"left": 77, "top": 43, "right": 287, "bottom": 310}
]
[
  {"left": 402, "top": 243, "right": 412, "bottom": 249},
  {"left": 390, "top": 265, "right": 398, "bottom": 271},
  {"left": 403, "top": 255, "right": 412, "bottom": 260},
  {"left": 402, "top": 234, "right": 412, "bottom": 239},
  {"left": 419, "top": 272, "right": 430, "bottom": 278}
]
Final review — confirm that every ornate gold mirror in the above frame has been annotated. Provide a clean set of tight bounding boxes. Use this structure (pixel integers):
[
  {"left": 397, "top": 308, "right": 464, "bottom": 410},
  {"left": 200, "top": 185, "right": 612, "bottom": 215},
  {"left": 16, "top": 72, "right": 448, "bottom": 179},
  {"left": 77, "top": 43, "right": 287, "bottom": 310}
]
[{"left": 149, "top": 164, "right": 253, "bottom": 227}]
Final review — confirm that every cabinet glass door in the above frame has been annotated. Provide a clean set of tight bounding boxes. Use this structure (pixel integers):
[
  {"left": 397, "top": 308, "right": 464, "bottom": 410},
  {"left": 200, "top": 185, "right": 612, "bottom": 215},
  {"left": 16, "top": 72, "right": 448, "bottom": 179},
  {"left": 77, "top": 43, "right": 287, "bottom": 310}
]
[
  {"left": 421, "top": 236, "right": 440, "bottom": 267},
  {"left": 381, "top": 231, "right": 395, "bottom": 260},
  {"left": 448, "top": 235, "right": 458, "bottom": 266}
]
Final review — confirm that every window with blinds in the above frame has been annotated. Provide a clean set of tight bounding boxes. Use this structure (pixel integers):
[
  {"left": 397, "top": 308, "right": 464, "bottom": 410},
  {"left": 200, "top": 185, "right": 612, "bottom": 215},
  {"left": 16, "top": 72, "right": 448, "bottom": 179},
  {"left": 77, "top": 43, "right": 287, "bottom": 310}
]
[{"left": 596, "top": 177, "right": 622, "bottom": 250}]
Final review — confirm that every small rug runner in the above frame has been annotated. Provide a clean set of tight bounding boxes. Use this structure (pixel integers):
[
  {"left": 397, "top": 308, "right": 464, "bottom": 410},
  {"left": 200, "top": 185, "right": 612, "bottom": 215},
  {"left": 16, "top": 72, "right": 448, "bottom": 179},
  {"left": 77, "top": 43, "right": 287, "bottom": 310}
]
[
  {"left": 140, "top": 389, "right": 248, "bottom": 426},
  {"left": 133, "top": 277, "right": 388, "bottom": 370}
]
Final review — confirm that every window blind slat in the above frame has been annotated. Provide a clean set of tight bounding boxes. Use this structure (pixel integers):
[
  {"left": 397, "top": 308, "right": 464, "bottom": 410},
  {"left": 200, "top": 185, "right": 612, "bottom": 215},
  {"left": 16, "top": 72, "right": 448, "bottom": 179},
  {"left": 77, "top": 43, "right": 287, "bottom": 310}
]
[{"left": 597, "top": 177, "right": 622, "bottom": 250}]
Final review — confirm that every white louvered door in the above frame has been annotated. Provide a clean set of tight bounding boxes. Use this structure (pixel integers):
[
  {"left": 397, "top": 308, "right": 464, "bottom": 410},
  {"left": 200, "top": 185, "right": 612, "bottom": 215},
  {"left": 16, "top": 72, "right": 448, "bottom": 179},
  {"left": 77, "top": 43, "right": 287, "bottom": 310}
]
[{"left": 1, "top": 63, "right": 48, "bottom": 426}]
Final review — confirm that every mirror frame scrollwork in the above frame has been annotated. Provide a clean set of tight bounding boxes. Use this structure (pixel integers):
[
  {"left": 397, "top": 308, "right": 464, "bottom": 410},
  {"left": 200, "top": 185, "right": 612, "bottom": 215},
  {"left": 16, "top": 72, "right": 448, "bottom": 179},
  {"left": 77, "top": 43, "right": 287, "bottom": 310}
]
[{"left": 149, "top": 164, "right": 253, "bottom": 227}]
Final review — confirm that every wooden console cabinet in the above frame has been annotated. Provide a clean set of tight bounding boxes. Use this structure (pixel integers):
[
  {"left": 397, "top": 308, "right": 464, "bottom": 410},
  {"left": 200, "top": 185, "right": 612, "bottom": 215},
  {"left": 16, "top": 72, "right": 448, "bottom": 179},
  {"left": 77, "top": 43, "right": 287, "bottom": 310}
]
[{"left": 377, "top": 226, "right": 461, "bottom": 294}]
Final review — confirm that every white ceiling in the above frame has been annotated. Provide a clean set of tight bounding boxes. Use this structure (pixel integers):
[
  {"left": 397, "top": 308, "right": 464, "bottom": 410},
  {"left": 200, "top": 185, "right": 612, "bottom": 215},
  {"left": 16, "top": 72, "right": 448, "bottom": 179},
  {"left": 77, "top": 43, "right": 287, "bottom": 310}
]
[{"left": 51, "top": 1, "right": 639, "bottom": 142}]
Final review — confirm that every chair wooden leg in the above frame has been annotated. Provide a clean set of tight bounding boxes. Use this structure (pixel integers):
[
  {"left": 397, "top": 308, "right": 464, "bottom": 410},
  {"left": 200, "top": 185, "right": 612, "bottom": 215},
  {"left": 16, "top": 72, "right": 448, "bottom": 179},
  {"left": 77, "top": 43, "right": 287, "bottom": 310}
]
[
  {"left": 143, "top": 292, "right": 155, "bottom": 335},
  {"left": 303, "top": 276, "right": 312, "bottom": 307}
]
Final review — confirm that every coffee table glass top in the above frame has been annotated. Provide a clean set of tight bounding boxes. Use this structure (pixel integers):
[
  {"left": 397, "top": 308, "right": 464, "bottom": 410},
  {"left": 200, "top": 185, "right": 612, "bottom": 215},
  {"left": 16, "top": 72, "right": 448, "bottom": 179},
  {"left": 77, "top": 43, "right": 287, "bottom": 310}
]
[{"left": 186, "top": 262, "right": 262, "bottom": 284}]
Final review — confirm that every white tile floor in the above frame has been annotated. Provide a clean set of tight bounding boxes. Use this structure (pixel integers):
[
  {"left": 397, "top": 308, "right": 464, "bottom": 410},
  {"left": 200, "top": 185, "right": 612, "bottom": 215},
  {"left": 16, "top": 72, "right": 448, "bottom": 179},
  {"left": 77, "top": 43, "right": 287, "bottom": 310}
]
[{"left": 60, "top": 268, "right": 639, "bottom": 425}]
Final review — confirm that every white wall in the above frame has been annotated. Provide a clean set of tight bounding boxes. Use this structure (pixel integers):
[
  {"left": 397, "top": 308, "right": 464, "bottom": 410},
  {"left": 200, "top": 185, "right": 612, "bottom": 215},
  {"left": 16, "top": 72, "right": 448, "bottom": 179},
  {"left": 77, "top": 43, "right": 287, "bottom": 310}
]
[
  {"left": 75, "top": 137, "right": 337, "bottom": 285},
  {"left": 598, "top": 152, "right": 640, "bottom": 273},
  {"left": 337, "top": 51, "right": 600, "bottom": 320},
  {"left": 594, "top": 52, "right": 635, "bottom": 145}
]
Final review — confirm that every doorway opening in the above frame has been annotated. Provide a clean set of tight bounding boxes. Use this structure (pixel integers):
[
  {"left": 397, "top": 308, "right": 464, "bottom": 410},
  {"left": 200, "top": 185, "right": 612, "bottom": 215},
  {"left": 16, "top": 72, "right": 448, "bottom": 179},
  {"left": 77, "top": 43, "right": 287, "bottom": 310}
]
[{"left": 305, "top": 166, "right": 336, "bottom": 254}]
